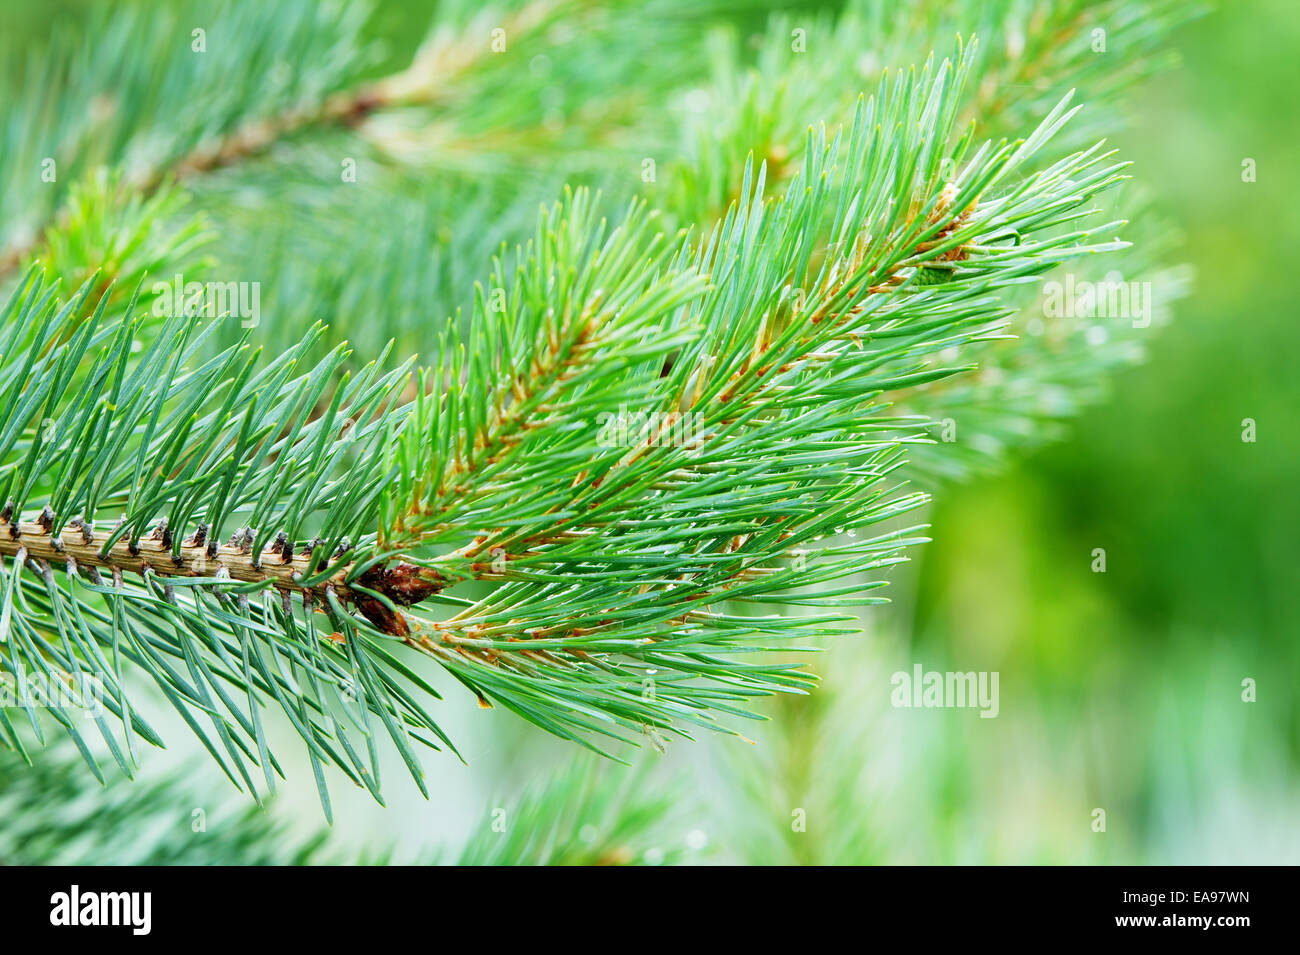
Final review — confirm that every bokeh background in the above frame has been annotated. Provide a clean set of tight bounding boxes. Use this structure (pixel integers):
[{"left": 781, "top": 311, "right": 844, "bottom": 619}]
[
  {"left": 2, "top": 0, "right": 1296, "bottom": 864},
  {"left": 898, "top": 0, "right": 1300, "bottom": 862}
]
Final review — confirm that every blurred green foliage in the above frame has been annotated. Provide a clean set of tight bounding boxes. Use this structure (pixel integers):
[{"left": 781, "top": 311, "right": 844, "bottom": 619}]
[{"left": 909, "top": 0, "right": 1300, "bottom": 860}]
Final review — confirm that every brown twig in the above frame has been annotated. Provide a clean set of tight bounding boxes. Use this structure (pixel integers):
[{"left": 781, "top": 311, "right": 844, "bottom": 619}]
[{"left": 0, "top": 509, "right": 441, "bottom": 635}]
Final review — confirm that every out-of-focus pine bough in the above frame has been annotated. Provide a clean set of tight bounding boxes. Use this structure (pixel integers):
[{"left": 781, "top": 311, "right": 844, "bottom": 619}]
[{"left": 0, "top": 742, "right": 686, "bottom": 865}]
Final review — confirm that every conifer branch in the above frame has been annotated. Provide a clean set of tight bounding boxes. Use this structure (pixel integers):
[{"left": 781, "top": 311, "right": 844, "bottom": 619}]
[{"left": 0, "top": 5, "right": 1187, "bottom": 813}]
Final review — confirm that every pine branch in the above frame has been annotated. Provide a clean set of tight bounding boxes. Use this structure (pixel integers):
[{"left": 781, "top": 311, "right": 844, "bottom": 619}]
[
  {"left": 0, "top": 35, "right": 1143, "bottom": 811},
  {"left": 356, "top": 56, "right": 1132, "bottom": 748}
]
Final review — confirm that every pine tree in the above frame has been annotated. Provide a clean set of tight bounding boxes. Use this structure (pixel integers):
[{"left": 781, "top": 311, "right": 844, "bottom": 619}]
[{"left": 0, "top": 0, "right": 1195, "bottom": 858}]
